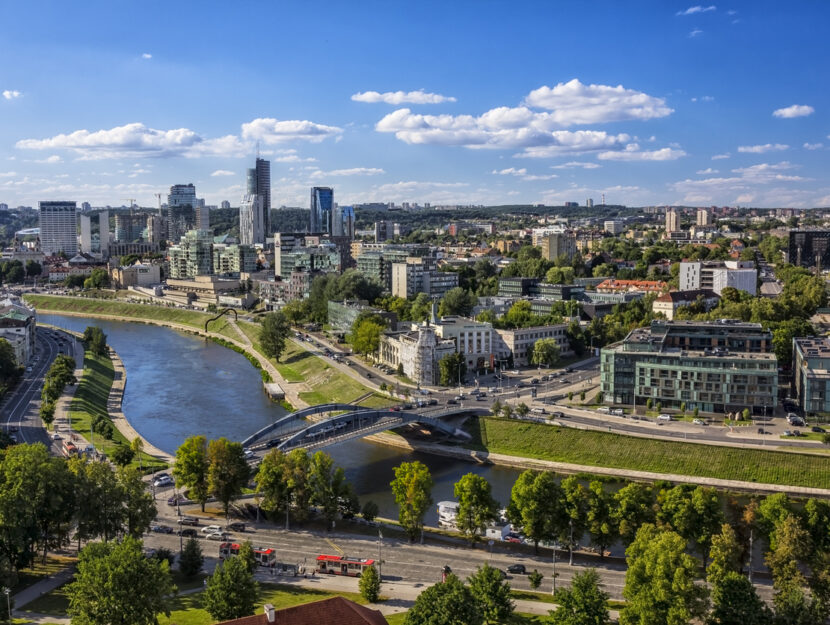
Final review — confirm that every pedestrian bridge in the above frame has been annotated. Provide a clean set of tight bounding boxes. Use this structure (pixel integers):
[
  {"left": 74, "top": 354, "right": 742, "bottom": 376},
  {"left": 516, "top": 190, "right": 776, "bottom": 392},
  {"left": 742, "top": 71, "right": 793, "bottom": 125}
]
[{"left": 241, "top": 402, "right": 478, "bottom": 452}]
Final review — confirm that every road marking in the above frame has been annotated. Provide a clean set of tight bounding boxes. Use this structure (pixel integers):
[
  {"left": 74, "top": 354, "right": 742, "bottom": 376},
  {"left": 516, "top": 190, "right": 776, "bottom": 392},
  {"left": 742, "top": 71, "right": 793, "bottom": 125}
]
[{"left": 324, "top": 537, "right": 344, "bottom": 555}]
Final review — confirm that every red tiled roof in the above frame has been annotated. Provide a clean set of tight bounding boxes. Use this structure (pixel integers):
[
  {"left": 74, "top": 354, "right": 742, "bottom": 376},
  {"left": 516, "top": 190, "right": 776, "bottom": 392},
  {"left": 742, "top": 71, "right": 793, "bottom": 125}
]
[{"left": 216, "top": 598, "right": 389, "bottom": 625}]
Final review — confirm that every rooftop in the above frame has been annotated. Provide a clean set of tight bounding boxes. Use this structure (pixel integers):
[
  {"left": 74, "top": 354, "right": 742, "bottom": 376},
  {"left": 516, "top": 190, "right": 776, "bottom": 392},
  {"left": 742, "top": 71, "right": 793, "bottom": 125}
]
[{"left": 795, "top": 336, "right": 830, "bottom": 359}]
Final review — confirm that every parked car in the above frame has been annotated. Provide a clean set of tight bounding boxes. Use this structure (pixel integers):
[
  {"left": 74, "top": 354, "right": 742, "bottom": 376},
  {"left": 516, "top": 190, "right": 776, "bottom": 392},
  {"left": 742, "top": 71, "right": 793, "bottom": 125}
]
[
  {"left": 205, "top": 531, "right": 230, "bottom": 541},
  {"left": 507, "top": 564, "right": 526, "bottom": 575},
  {"left": 150, "top": 524, "right": 173, "bottom": 534},
  {"left": 243, "top": 449, "right": 254, "bottom": 459},
  {"left": 812, "top": 426, "right": 826, "bottom": 433},
  {"left": 692, "top": 418, "right": 705, "bottom": 425},
  {"left": 227, "top": 522, "right": 246, "bottom": 532},
  {"left": 757, "top": 427, "right": 767, "bottom": 434},
  {"left": 201, "top": 525, "right": 223, "bottom": 534},
  {"left": 657, "top": 414, "right": 672, "bottom": 422},
  {"left": 177, "top": 528, "right": 197, "bottom": 538},
  {"left": 153, "top": 475, "right": 174, "bottom": 488},
  {"left": 177, "top": 516, "right": 200, "bottom": 526}
]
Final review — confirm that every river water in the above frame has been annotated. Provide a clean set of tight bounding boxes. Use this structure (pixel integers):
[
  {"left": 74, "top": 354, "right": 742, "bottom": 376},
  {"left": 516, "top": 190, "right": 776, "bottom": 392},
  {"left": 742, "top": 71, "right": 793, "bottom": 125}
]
[{"left": 40, "top": 314, "right": 526, "bottom": 524}]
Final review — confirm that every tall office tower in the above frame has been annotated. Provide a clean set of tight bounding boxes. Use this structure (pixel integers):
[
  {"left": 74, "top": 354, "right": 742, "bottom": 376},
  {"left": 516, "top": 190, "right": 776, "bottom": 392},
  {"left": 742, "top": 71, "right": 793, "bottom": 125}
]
[
  {"left": 80, "top": 214, "right": 92, "bottom": 253},
  {"left": 81, "top": 202, "right": 91, "bottom": 211},
  {"left": 586, "top": 198, "right": 594, "bottom": 208},
  {"left": 340, "top": 205, "right": 355, "bottom": 239},
  {"left": 239, "top": 194, "right": 264, "bottom": 246},
  {"left": 196, "top": 205, "right": 210, "bottom": 231},
  {"left": 696, "top": 207, "right": 711, "bottom": 226},
  {"left": 220, "top": 200, "right": 231, "bottom": 209},
  {"left": 38, "top": 201, "right": 78, "bottom": 256},
  {"left": 246, "top": 158, "right": 271, "bottom": 237},
  {"left": 310, "top": 187, "right": 333, "bottom": 233},
  {"left": 146, "top": 215, "right": 164, "bottom": 244},
  {"left": 98, "top": 210, "right": 109, "bottom": 256},
  {"left": 665, "top": 208, "right": 679, "bottom": 233},
  {"left": 168, "top": 184, "right": 197, "bottom": 209},
  {"left": 166, "top": 184, "right": 197, "bottom": 241}
]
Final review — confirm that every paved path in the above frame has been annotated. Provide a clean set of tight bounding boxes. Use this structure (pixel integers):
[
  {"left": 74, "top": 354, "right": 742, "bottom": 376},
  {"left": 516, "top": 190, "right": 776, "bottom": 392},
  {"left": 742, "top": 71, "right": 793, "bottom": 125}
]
[{"left": 13, "top": 564, "right": 75, "bottom": 624}]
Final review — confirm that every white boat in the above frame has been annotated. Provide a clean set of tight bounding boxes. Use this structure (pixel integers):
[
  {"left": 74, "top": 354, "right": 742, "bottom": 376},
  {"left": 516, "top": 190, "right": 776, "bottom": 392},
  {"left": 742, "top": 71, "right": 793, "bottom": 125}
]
[{"left": 437, "top": 501, "right": 459, "bottom": 526}]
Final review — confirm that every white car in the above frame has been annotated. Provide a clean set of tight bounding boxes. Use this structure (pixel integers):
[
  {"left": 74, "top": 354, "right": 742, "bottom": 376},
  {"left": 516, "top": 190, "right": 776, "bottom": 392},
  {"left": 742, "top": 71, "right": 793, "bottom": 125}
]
[
  {"left": 51, "top": 432, "right": 62, "bottom": 440},
  {"left": 205, "top": 531, "right": 229, "bottom": 541},
  {"left": 153, "top": 475, "right": 174, "bottom": 488},
  {"left": 201, "top": 525, "right": 222, "bottom": 535},
  {"left": 692, "top": 418, "right": 705, "bottom": 425}
]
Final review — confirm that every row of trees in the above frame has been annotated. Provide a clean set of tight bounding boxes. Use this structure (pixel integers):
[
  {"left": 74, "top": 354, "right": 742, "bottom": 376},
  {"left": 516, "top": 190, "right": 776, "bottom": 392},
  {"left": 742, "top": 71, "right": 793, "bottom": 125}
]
[
  {"left": 0, "top": 259, "right": 40, "bottom": 285},
  {"left": 0, "top": 338, "right": 21, "bottom": 400},
  {"left": 82, "top": 325, "right": 108, "bottom": 357},
  {"left": 38, "top": 353, "right": 76, "bottom": 425}
]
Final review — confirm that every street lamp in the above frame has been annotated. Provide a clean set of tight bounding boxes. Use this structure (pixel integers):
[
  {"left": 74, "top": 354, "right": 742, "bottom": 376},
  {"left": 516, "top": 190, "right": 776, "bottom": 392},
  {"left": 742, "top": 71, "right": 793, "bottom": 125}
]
[
  {"left": 4, "top": 586, "right": 10, "bottom": 623},
  {"left": 377, "top": 529, "right": 383, "bottom": 581}
]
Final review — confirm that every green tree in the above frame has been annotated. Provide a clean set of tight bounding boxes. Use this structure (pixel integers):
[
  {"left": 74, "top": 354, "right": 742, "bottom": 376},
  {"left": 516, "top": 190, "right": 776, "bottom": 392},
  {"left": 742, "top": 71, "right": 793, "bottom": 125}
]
[
  {"left": 549, "top": 568, "right": 611, "bottom": 625},
  {"left": 409, "top": 293, "right": 433, "bottom": 322},
  {"left": 586, "top": 481, "right": 617, "bottom": 559},
  {"left": 359, "top": 565, "right": 381, "bottom": 603},
  {"left": 515, "top": 402, "right": 530, "bottom": 417},
  {"left": 620, "top": 524, "right": 708, "bottom": 625},
  {"left": 659, "top": 484, "right": 723, "bottom": 566},
  {"left": 404, "top": 574, "right": 482, "bottom": 625},
  {"left": 560, "top": 476, "right": 589, "bottom": 565},
  {"left": 110, "top": 444, "right": 135, "bottom": 467},
  {"left": 236, "top": 541, "right": 258, "bottom": 575},
  {"left": 66, "top": 537, "right": 175, "bottom": 625},
  {"left": 72, "top": 459, "right": 125, "bottom": 543},
  {"left": 531, "top": 338, "right": 561, "bottom": 367},
  {"left": 438, "top": 352, "right": 467, "bottom": 386},
  {"left": 361, "top": 500, "right": 379, "bottom": 523},
  {"left": 390, "top": 461, "right": 434, "bottom": 542},
  {"left": 467, "top": 564, "right": 514, "bottom": 625},
  {"left": 438, "top": 287, "right": 477, "bottom": 317},
  {"left": 612, "top": 482, "right": 656, "bottom": 545},
  {"left": 507, "top": 470, "right": 567, "bottom": 554},
  {"left": 255, "top": 448, "right": 292, "bottom": 522},
  {"left": 281, "top": 298, "right": 309, "bottom": 325},
  {"left": 309, "top": 450, "right": 348, "bottom": 529},
  {"left": 757, "top": 492, "right": 794, "bottom": 551},
  {"left": 203, "top": 556, "right": 258, "bottom": 622},
  {"left": 117, "top": 466, "right": 156, "bottom": 538},
  {"left": 173, "top": 435, "right": 210, "bottom": 511},
  {"left": 25, "top": 259, "right": 42, "bottom": 278},
  {"left": 803, "top": 497, "right": 830, "bottom": 553},
  {"left": 528, "top": 569, "right": 543, "bottom": 590},
  {"left": 83, "top": 267, "right": 111, "bottom": 289},
  {"left": 207, "top": 438, "right": 250, "bottom": 523},
  {"left": 349, "top": 318, "right": 385, "bottom": 356},
  {"left": 454, "top": 473, "right": 499, "bottom": 546},
  {"left": 178, "top": 538, "right": 204, "bottom": 578},
  {"left": 259, "top": 311, "right": 291, "bottom": 361},
  {"left": 707, "top": 571, "right": 772, "bottom": 625},
  {"left": 0, "top": 338, "right": 21, "bottom": 383},
  {"left": 707, "top": 524, "right": 744, "bottom": 588}
]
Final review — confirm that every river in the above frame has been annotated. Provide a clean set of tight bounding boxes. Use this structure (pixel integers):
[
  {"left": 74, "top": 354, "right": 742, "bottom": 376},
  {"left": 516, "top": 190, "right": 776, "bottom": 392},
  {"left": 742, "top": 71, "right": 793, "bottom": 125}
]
[{"left": 40, "top": 314, "right": 527, "bottom": 524}]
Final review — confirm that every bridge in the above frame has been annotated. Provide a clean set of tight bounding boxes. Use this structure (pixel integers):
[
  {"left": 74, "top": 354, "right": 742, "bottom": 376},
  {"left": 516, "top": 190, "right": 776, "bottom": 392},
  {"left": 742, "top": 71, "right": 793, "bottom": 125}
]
[{"left": 242, "top": 403, "right": 478, "bottom": 452}]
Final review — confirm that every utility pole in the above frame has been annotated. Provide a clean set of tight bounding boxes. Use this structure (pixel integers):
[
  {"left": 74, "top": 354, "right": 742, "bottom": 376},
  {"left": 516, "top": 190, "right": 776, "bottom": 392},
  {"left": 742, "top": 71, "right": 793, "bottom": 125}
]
[{"left": 377, "top": 529, "right": 383, "bottom": 580}]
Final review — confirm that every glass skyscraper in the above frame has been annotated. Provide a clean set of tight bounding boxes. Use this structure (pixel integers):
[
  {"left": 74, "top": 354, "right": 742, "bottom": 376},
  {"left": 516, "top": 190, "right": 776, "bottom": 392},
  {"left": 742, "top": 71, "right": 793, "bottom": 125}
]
[
  {"left": 246, "top": 158, "right": 271, "bottom": 237},
  {"left": 310, "top": 187, "right": 334, "bottom": 233}
]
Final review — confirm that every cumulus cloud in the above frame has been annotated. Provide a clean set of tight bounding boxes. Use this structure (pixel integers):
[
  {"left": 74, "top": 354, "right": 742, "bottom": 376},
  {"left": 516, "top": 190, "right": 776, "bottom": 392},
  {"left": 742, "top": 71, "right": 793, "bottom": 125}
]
[
  {"left": 0, "top": 172, "right": 17, "bottom": 178},
  {"left": 737, "top": 143, "right": 789, "bottom": 153},
  {"left": 2, "top": 90, "right": 22, "bottom": 100},
  {"left": 697, "top": 168, "right": 718, "bottom": 174},
  {"left": 351, "top": 89, "right": 456, "bottom": 104},
  {"left": 241, "top": 118, "right": 342, "bottom": 144},
  {"left": 597, "top": 144, "right": 686, "bottom": 161},
  {"left": 211, "top": 170, "right": 235, "bottom": 177},
  {"left": 310, "top": 167, "right": 385, "bottom": 178},
  {"left": 689, "top": 29, "right": 704, "bottom": 37},
  {"left": 772, "top": 104, "right": 815, "bottom": 119},
  {"left": 35, "top": 155, "right": 62, "bottom": 164},
  {"left": 712, "top": 153, "right": 731, "bottom": 160},
  {"left": 141, "top": 53, "right": 152, "bottom": 59},
  {"left": 523, "top": 79, "right": 672, "bottom": 125},
  {"left": 804, "top": 142, "right": 824, "bottom": 150},
  {"left": 550, "top": 161, "right": 601, "bottom": 169},
  {"left": 491, "top": 167, "right": 557, "bottom": 181},
  {"left": 677, "top": 5, "right": 716, "bottom": 15},
  {"left": 672, "top": 161, "right": 809, "bottom": 204}
]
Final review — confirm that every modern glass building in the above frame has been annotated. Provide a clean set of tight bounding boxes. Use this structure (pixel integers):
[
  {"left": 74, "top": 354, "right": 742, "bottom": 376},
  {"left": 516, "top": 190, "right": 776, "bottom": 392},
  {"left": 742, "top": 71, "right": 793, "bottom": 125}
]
[
  {"left": 38, "top": 201, "right": 78, "bottom": 256},
  {"left": 793, "top": 337, "right": 830, "bottom": 414},
  {"left": 247, "top": 158, "right": 271, "bottom": 237},
  {"left": 310, "top": 187, "right": 334, "bottom": 233}
]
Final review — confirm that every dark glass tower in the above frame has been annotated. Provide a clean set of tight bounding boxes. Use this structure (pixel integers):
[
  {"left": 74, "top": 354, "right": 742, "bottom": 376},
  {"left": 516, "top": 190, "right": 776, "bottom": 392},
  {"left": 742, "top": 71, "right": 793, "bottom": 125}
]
[
  {"left": 246, "top": 158, "right": 271, "bottom": 237},
  {"left": 310, "top": 187, "right": 334, "bottom": 233}
]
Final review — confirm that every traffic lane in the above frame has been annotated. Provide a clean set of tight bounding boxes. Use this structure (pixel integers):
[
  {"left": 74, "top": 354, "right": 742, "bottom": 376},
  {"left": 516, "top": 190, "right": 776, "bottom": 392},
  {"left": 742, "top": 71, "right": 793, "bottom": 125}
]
[{"left": 4, "top": 329, "right": 58, "bottom": 440}]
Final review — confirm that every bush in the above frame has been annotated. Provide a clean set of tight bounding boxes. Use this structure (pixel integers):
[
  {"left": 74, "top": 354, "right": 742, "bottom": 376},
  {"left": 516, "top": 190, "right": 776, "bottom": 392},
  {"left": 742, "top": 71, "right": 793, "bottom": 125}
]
[
  {"left": 528, "top": 569, "right": 543, "bottom": 590},
  {"left": 361, "top": 500, "right": 379, "bottom": 523},
  {"left": 359, "top": 565, "right": 381, "bottom": 603},
  {"left": 179, "top": 538, "right": 204, "bottom": 578}
]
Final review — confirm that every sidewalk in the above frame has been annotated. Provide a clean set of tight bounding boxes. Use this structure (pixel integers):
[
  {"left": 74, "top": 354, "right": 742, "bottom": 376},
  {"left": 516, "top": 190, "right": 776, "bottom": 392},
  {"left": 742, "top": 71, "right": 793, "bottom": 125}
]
[{"left": 13, "top": 564, "right": 75, "bottom": 624}]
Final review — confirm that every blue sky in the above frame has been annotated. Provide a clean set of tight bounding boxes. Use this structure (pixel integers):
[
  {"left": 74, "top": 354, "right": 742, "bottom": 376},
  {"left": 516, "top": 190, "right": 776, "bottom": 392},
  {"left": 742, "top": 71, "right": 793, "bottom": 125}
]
[{"left": 0, "top": 1, "right": 828, "bottom": 208}]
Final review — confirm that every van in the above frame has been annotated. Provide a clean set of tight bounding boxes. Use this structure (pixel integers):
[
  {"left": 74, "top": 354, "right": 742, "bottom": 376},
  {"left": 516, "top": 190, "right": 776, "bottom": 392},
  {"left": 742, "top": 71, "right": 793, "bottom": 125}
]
[
  {"left": 596, "top": 407, "right": 610, "bottom": 414},
  {"left": 611, "top": 409, "right": 624, "bottom": 416},
  {"left": 531, "top": 407, "right": 546, "bottom": 415},
  {"left": 657, "top": 414, "right": 672, "bottom": 422}
]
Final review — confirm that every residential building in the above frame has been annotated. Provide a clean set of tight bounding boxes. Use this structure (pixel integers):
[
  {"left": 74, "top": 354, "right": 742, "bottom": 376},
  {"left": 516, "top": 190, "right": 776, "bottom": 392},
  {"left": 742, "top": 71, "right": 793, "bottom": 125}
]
[
  {"left": 166, "top": 184, "right": 197, "bottom": 241},
  {"left": 327, "top": 300, "right": 397, "bottom": 334},
  {"left": 38, "top": 201, "right": 77, "bottom": 256},
  {"left": 391, "top": 257, "right": 458, "bottom": 298},
  {"left": 356, "top": 246, "right": 429, "bottom": 291},
  {"left": 596, "top": 279, "right": 668, "bottom": 294},
  {"left": 600, "top": 320, "right": 777, "bottom": 414},
  {"left": 276, "top": 243, "right": 340, "bottom": 279},
  {"left": 665, "top": 208, "right": 679, "bottom": 233},
  {"left": 534, "top": 228, "right": 577, "bottom": 261},
  {"left": 146, "top": 214, "right": 164, "bottom": 244},
  {"left": 214, "top": 598, "right": 388, "bottom": 625},
  {"left": 0, "top": 297, "right": 37, "bottom": 365},
  {"left": 788, "top": 230, "right": 830, "bottom": 269},
  {"left": 110, "top": 262, "right": 161, "bottom": 289},
  {"left": 168, "top": 230, "right": 213, "bottom": 279},
  {"left": 213, "top": 244, "right": 257, "bottom": 276},
  {"left": 379, "top": 324, "right": 456, "bottom": 385},
  {"left": 195, "top": 204, "right": 210, "bottom": 231},
  {"left": 679, "top": 260, "right": 757, "bottom": 296},
  {"left": 493, "top": 324, "right": 572, "bottom": 367},
  {"left": 239, "top": 194, "right": 265, "bottom": 246},
  {"left": 696, "top": 207, "right": 711, "bottom": 226},
  {"left": 247, "top": 157, "right": 271, "bottom": 236},
  {"left": 604, "top": 220, "right": 624, "bottom": 235},
  {"left": 793, "top": 336, "right": 830, "bottom": 414},
  {"left": 114, "top": 213, "right": 146, "bottom": 242},
  {"left": 310, "top": 187, "right": 334, "bottom": 233},
  {"left": 374, "top": 221, "right": 393, "bottom": 243},
  {"left": 498, "top": 277, "right": 541, "bottom": 298},
  {"left": 494, "top": 239, "right": 521, "bottom": 254},
  {"left": 652, "top": 289, "right": 720, "bottom": 320},
  {"left": 79, "top": 211, "right": 109, "bottom": 255}
]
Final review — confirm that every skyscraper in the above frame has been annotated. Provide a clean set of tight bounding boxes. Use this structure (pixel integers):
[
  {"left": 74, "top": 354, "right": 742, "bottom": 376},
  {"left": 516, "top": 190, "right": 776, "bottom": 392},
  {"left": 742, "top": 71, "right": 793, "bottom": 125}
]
[
  {"left": 310, "top": 187, "right": 333, "bottom": 233},
  {"left": 38, "top": 201, "right": 78, "bottom": 256},
  {"left": 331, "top": 205, "right": 354, "bottom": 238},
  {"left": 246, "top": 158, "right": 271, "bottom": 237},
  {"left": 665, "top": 208, "right": 679, "bottom": 233},
  {"left": 696, "top": 207, "right": 711, "bottom": 226},
  {"left": 167, "top": 184, "right": 197, "bottom": 241},
  {"left": 239, "top": 194, "right": 264, "bottom": 246}
]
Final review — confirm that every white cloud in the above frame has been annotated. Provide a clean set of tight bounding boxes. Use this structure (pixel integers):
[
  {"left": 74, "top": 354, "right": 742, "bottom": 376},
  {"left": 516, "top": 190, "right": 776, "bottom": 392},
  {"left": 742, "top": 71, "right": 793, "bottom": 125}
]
[
  {"left": 550, "top": 161, "right": 601, "bottom": 169},
  {"left": 712, "top": 152, "right": 731, "bottom": 160},
  {"left": 772, "top": 104, "right": 815, "bottom": 119},
  {"left": 689, "top": 29, "right": 704, "bottom": 37},
  {"left": 523, "top": 79, "right": 672, "bottom": 125},
  {"left": 677, "top": 5, "right": 716, "bottom": 15},
  {"left": 737, "top": 143, "right": 789, "bottom": 153},
  {"left": 672, "top": 161, "right": 809, "bottom": 204},
  {"left": 491, "top": 167, "right": 557, "bottom": 181},
  {"left": 697, "top": 168, "right": 718, "bottom": 174},
  {"left": 309, "top": 167, "right": 385, "bottom": 178},
  {"left": 35, "top": 155, "right": 62, "bottom": 164},
  {"left": 804, "top": 142, "right": 824, "bottom": 150},
  {"left": 731, "top": 162, "right": 807, "bottom": 182},
  {"left": 691, "top": 95, "right": 714, "bottom": 102},
  {"left": 597, "top": 144, "right": 686, "bottom": 161},
  {"left": 0, "top": 172, "right": 17, "bottom": 178},
  {"left": 141, "top": 53, "right": 152, "bottom": 59},
  {"left": 2, "top": 90, "right": 22, "bottom": 100},
  {"left": 240, "top": 118, "right": 342, "bottom": 144},
  {"left": 351, "top": 89, "right": 456, "bottom": 104},
  {"left": 211, "top": 170, "right": 236, "bottom": 177},
  {"left": 517, "top": 132, "right": 632, "bottom": 158}
]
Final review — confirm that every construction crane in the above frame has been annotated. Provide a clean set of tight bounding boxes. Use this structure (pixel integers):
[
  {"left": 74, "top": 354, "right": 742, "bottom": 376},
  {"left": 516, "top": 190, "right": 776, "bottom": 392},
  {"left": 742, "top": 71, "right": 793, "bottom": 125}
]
[{"left": 122, "top": 199, "right": 137, "bottom": 215}]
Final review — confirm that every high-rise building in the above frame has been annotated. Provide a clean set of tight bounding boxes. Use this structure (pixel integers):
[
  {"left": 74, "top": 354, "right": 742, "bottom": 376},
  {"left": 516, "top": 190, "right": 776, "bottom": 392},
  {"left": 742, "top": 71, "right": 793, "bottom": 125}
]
[
  {"left": 331, "top": 205, "right": 355, "bottom": 239},
  {"left": 196, "top": 205, "right": 210, "bottom": 231},
  {"left": 586, "top": 198, "right": 594, "bottom": 208},
  {"left": 166, "top": 184, "right": 197, "bottom": 241},
  {"left": 38, "top": 201, "right": 78, "bottom": 256},
  {"left": 168, "top": 184, "right": 196, "bottom": 209},
  {"left": 220, "top": 200, "right": 231, "bottom": 210},
  {"left": 81, "top": 202, "right": 91, "bottom": 211},
  {"left": 696, "top": 207, "right": 711, "bottom": 226},
  {"left": 604, "top": 220, "right": 624, "bottom": 235},
  {"left": 788, "top": 230, "right": 830, "bottom": 269},
  {"left": 665, "top": 208, "right": 679, "bottom": 233},
  {"left": 239, "top": 194, "right": 264, "bottom": 246},
  {"left": 246, "top": 158, "right": 271, "bottom": 237},
  {"left": 310, "top": 187, "right": 333, "bottom": 233},
  {"left": 168, "top": 230, "right": 214, "bottom": 279},
  {"left": 533, "top": 228, "right": 577, "bottom": 261},
  {"left": 114, "top": 214, "right": 147, "bottom": 242}
]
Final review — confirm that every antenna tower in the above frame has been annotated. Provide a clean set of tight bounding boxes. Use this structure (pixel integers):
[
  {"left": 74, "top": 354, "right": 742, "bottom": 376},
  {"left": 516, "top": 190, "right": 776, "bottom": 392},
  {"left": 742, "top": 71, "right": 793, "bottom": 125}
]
[{"left": 601, "top": 193, "right": 606, "bottom": 205}]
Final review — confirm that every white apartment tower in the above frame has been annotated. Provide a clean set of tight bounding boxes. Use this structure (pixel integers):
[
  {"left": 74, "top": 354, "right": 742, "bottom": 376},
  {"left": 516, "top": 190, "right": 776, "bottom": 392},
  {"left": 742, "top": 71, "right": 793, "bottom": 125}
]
[
  {"left": 239, "top": 194, "right": 264, "bottom": 246},
  {"left": 696, "top": 207, "right": 711, "bottom": 226},
  {"left": 38, "top": 201, "right": 78, "bottom": 256},
  {"left": 665, "top": 208, "right": 679, "bottom": 233}
]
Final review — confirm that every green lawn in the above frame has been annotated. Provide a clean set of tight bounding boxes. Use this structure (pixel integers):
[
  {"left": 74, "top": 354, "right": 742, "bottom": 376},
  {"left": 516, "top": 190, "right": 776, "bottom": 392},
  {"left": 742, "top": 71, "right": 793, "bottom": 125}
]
[
  {"left": 22, "top": 583, "right": 70, "bottom": 616},
  {"left": 356, "top": 393, "right": 399, "bottom": 408},
  {"left": 11, "top": 556, "right": 75, "bottom": 594},
  {"left": 68, "top": 351, "right": 166, "bottom": 472},
  {"left": 468, "top": 417, "right": 830, "bottom": 489}
]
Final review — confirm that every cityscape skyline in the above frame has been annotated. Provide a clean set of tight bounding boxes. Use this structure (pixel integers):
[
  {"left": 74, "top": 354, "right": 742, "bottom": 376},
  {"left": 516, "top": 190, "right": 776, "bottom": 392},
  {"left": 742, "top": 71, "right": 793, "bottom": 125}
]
[{"left": 0, "top": 1, "right": 828, "bottom": 208}]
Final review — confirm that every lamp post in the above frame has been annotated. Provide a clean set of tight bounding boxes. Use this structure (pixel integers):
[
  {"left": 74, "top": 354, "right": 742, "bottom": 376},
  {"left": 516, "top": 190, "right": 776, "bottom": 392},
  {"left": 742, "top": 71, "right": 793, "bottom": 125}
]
[
  {"left": 5, "top": 586, "right": 11, "bottom": 622},
  {"left": 377, "top": 529, "right": 383, "bottom": 581}
]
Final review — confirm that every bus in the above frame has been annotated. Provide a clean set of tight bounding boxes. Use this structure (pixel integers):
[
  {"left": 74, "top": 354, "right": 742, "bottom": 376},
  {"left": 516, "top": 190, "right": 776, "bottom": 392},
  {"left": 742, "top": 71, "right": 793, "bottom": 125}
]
[
  {"left": 62, "top": 440, "right": 78, "bottom": 457},
  {"left": 315, "top": 554, "right": 375, "bottom": 577},
  {"left": 218, "top": 543, "right": 277, "bottom": 567}
]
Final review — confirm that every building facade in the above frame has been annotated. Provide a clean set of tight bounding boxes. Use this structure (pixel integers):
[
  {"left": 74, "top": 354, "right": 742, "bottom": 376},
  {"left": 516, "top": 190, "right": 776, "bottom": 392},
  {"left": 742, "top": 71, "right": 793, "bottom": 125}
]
[
  {"left": 788, "top": 230, "right": 830, "bottom": 269},
  {"left": 0, "top": 297, "right": 36, "bottom": 365},
  {"left": 493, "top": 324, "right": 572, "bottom": 367},
  {"left": 652, "top": 289, "right": 720, "bottom": 320},
  {"left": 665, "top": 208, "right": 679, "bottom": 233},
  {"left": 38, "top": 201, "right": 77, "bottom": 256},
  {"left": 168, "top": 230, "right": 214, "bottom": 279},
  {"left": 239, "top": 194, "right": 265, "bottom": 246},
  {"left": 247, "top": 157, "right": 271, "bottom": 237},
  {"left": 679, "top": 260, "right": 757, "bottom": 296},
  {"left": 793, "top": 337, "right": 830, "bottom": 414},
  {"left": 379, "top": 324, "right": 456, "bottom": 386},
  {"left": 213, "top": 244, "right": 257, "bottom": 276},
  {"left": 310, "top": 187, "right": 334, "bottom": 234},
  {"left": 604, "top": 220, "right": 624, "bottom": 235},
  {"left": 276, "top": 243, "right": 340, "bottom": 279}
]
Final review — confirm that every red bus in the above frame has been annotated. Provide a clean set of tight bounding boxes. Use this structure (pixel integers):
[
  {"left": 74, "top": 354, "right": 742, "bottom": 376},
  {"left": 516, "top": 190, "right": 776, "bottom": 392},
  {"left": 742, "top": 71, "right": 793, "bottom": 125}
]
[
  {"left": 219, "top": 543, "right": 277, "bottom": 567},
  {"left": 62, "top": 440, "right": 78, "bottom": 457},
  {"left": 316, "top": 554, "right": 375, "bottom": 577}
]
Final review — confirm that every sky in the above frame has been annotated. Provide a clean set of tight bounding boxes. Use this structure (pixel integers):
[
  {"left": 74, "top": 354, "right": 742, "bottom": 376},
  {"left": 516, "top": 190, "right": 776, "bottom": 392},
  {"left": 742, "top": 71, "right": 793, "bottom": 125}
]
[{"left": 0, "top": 0, "right": 828, "bottom": 209}]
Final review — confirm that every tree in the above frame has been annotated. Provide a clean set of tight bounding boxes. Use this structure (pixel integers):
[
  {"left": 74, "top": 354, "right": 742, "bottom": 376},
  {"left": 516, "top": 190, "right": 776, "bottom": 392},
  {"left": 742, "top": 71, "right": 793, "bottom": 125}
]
[
  {"left": 507, "top": 470, "right": 566, "bottom": 554},
  {"left": 560, "top": 476, "right": 589, "bottom": 565},
  {"left": 25, "top": 260, "right": 41, "bottom": 278},
  {"left": 515, "top": 402, "right": 530, "bottom": 417},
  {"left": 117, "top": 466, "right": 156, "bottom": 538},
  {"left": 438, "top": 352, "right": 467, "bottom": 387},
  {"left": 585, "top": 481, "right": 617, "bottom": 559},
  {"left": 82, "top": 326, "right": 108, "bottom": 356},
  {"left": 658, "top": 484, "right": 723, "bottom": 566},
  {"left": 454, "top": 473, "right": 499, "bottom": 546},
  {"left": 620, "top": 524, "right": 708, "bottom": 625},
  {"left": 528, "top": 569, "right": 543, "bottom": 590},
  {"left": 259, "top": 311, "right": 291, "bottom": 361},
  {"left": 66, "top": 537, "right": 175, "bottom": 625},
  {"left": 531, "top": 338, "right": 561, "bottom": 368},
  {"left": 361, "top": 500, "right": 379, "bottom": 523},
  {"left": 71, "top": 459, "right": 125, "bottom": 543},
  {"left": 84, "top": 267, "right": 111, "bottom": 289},
  {"left": 281, "top": 298, "right": 309, "bottom": 325},
  {"left": 110, "top": 444, "right": 135, "bottom": 467},
  {"left": 707, "top": 524, "right": 744, "bottom": 588},
  {"left": 349, "top": 318, "right": 385, "bottom": 356},
  {"left": 309, "top": 450, "right": 348, "bottom": 529},
  {"left": 203, "top": 556, "right": 258, "bottom": 622},
  {"left": 255, "top": 448, "right": 292, "bottom": 522},
  {"left": 391, "top": 461, "right": 434, "bottom": 542},
  {"left": 207, "top": 438, "right": 250, "bottom": 523},
  {"left": 707, "top": 571, "right": 772, "bottom": 625},
  {"left": 438, "top": 287, "right": 477, "bottom": 317},
  {"left": 467, "top": 564, "right": 514, "bottom": 625},
  {"left": 612, "top": 482, "right": 656, "bottom": 545},
  {"left": 178, "top": 538, "right": 204, "bottom": 578},
  {"left": 236, "top": 541, "right": 257, "bottom": 574},
  {"left": 404, "top": 573, "right": 482, "bottom": 625},
  {"left": 549, "top": 568, "right": 610, "bottom": 625},
  {"left": 173, "top": 435, "right": 210, "bottom": 511},
  {"left": 359, "top": 565, "right": 381, "bottom": 603}
]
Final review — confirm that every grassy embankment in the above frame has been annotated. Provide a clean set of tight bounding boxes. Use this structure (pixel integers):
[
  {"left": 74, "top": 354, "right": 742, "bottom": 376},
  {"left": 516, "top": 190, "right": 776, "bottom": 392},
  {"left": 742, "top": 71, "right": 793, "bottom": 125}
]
[
  {"left": 68, "top": 351, "right": 166, "bottom": 472},
  {"left": 468, "top": 417, "right": 830, "bottom": 489}
]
